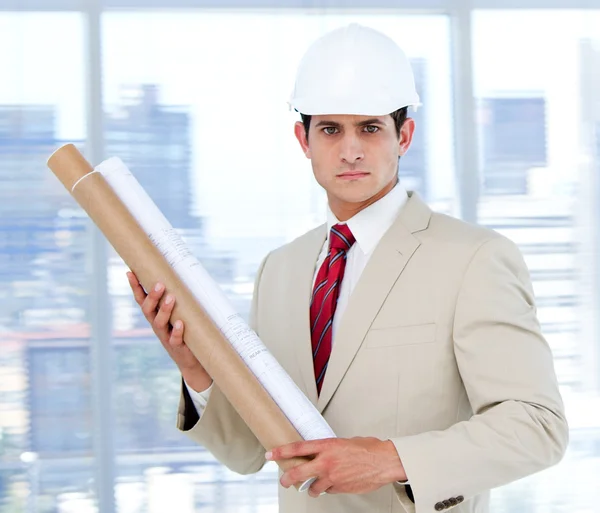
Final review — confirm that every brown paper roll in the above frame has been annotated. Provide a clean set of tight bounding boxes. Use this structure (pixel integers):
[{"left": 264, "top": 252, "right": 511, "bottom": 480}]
[{"left": 47, "top": 143, "right": 308, "bottom": 476}]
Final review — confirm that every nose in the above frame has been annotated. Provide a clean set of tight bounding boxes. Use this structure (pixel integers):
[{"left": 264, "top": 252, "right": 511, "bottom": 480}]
[{"left": 339, "top": 133, "right": 364, "bottom": 165}]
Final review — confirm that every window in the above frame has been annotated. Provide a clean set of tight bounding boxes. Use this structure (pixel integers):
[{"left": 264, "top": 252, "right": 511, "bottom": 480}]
[
  {"left": 473, "top": 10, "right": 600, "bottom": 511},
  {"left": 2, "top": 3, "right": 599, "bottom": 513},
  {"left": 0, "top": 11, "right": 90, "bottom": 513}
]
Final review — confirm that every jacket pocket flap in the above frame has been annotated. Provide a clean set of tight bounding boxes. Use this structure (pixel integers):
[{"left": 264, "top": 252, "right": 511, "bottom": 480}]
[{"left": 365, "top": 323, "right": 437, "bottom": 348}]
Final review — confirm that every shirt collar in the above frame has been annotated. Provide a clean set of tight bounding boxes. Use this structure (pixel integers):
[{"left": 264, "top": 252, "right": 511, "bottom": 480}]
[{"left": 326, "top": 180, "right": 409, "bottom": 256}]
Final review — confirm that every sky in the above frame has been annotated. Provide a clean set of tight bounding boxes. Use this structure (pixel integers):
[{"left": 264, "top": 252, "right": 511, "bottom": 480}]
[{"left": 1, "top": 9, "right": 600, "bottom": 242}]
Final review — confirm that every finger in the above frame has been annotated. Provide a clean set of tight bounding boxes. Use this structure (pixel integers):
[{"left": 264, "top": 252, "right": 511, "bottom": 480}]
[
  {"left": 153, "top": 294, "right": 175, "bottom": 338},
  {"left": 308, "top": 478, "right": 333, "bottom": 498},
  {"left": 267, "top": 439, "right": 333, "bottom": 461},
  {"left": 126, "top": 272, "right": 147, "bottom": 306},
  {"left": 141, "top": 282, "right": 165, "bottom": 321},
  {"left": 280, "top": 460, "right": 321, "bottom": 489},
  {"left": 168, "top": 319, "right": 185, "bottom": 349}
]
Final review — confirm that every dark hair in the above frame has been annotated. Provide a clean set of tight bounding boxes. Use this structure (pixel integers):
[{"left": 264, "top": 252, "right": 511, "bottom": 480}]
[{"left": 300, "top": 107, "right": 408, "bottom": 139}]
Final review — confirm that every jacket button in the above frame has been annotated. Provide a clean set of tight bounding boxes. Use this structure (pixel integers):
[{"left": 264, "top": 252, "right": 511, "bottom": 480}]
[
  {"left": 443, "top": 500, "right": 452, "bottom": 508},
  {"left": 449, "top": 497, "right": 458, "bottom": 506},
  {"left": 456, "top": 496, "right": 464, "bottom": 503},
  {"left": 435, "top": 503, "right": 445, "bottom": 511}
]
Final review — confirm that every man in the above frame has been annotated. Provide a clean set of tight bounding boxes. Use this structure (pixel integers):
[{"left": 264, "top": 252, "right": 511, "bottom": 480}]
[{"left": 127, "top": 24, "right": 568, "bottom": 513}]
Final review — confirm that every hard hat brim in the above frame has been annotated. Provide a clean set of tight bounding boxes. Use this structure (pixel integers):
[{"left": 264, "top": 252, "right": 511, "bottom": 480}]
[{"left": 288, "top": 96, "right": 422, "bottom": 116}]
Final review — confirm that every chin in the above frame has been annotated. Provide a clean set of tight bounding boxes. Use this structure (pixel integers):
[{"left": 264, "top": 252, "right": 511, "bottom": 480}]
[{"left": 335, "top": 187, "right": 378, "bottom": 204}]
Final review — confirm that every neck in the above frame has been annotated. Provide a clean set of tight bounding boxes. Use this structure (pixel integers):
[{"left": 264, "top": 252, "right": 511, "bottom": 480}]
[{"left": 328, "top": 178, "right": 398, "bottom": 222}]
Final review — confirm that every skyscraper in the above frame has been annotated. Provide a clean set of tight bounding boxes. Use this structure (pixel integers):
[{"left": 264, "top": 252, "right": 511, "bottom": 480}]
[
  {"left": 0, "top": 106, "right": 88, "bottom": 328},
  {"left": 105, "top": 84, "right": 197, "bottom": 230},
  {"left": 479, "top": 95, "right": 548, "bottom": 195},
  {"left": 477, "top": 92, "right": 579, "bottom": 392},
  {"left": 104, "top": 85, "right": 237, "bottom": 332}
]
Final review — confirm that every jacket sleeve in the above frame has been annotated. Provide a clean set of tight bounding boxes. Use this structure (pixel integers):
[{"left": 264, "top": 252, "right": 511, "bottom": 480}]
[
  {"left": 175, "top": 252, "right": 272, "bottom": 475},
  {"left": 389, "top": 236, "right": 569, "bottom": 513}
]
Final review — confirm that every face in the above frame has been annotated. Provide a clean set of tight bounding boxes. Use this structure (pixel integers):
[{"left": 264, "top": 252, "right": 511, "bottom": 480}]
[{"left": 294, "top": 114, "right": 415, "bottom": 220}]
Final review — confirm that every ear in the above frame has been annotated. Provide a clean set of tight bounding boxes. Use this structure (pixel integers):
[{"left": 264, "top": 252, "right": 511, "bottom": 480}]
[
  {"left": 398, "top": 118, "right": 416, "bottom": 157},
  {"left": 294, "top": 121, "right": 311, "bottom": 159}
]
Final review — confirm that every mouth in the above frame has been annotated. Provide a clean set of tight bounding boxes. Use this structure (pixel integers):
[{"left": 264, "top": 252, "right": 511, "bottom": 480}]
[{"left": 337, "top": 171, "right": 370, "bottom": 180}]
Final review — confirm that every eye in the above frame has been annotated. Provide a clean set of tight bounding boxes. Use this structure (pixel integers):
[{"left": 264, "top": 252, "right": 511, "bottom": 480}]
[
  {"left": 322, "top": 127, "right": 339, "bottom": 135},
  {"left": 363, "top": 125, "right": 379, "bottom": 134}
]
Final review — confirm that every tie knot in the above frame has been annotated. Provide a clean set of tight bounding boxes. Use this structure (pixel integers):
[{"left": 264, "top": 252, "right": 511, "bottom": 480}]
[{"left": 329, "top": 223, "right": 355, "bottom": 251}]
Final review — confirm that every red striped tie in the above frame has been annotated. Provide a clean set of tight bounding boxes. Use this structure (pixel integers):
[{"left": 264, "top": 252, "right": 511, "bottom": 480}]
[{"left": 310, "top": 223, "right": 356, "bottom": 395}]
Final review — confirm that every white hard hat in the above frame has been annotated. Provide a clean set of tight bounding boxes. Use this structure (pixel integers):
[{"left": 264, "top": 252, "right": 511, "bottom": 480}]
[{"left": 288, "top": 23, "right": 421, "bottom": 116}]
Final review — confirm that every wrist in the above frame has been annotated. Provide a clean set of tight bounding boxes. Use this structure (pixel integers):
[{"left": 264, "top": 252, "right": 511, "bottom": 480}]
[
  {"left": 181, "top": 366, "right": 213, "bottom": 393},
  {"left": 381, "top": 440, "right": 407, "bottom": 483}
]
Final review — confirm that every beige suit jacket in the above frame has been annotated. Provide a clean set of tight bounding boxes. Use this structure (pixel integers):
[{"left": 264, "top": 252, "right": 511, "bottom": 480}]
[{"left": 177, "top": 191, "right": 568, "bottom": 513}]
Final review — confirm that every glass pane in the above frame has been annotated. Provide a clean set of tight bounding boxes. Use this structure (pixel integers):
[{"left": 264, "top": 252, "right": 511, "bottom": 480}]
[
  {"left": 0, "top": 11, "right": 90, "bottom": 513},
  {"left": 102, "top": 11, "right": 453, "bottom": 512},
  {"left": 473, "top": 10, "right": 600, "bottom": 512}
]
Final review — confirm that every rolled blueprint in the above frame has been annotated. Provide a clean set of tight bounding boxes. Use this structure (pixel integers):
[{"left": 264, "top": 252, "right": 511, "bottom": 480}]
[{"left": 47, "top": 144, "right": 334, "bottom": 490}]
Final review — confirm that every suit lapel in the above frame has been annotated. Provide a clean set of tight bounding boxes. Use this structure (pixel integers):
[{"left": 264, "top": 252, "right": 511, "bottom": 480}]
[
  {"left": 317, "top": 192, "right": 432, "bottom": 413},
  {"left": 288, "top": 224, "right": 327, "bottom": 406}
]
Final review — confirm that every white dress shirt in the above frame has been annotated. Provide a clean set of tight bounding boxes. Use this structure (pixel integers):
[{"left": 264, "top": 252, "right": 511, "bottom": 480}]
[
  {"left": 312, "top": 181, "right": 408, "bottom": 343},
  {"left": 184, "top": 182, "right": 410, "bottom": 483}
]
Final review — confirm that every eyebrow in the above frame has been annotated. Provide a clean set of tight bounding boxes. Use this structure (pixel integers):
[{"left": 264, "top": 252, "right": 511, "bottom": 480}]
[
  {"left": 356, "top": 118, "right": 386, "bottom": 127},
  {"left": 314, "top": 118, "right": 386, "bottom": 129}
]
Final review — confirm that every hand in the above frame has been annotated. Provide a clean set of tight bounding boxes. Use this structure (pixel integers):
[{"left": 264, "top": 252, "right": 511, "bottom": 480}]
[
  {"left": 266, "top": 437, "right": 406, "bottom": 497},
  {"left": 126, "top": 271, "right": 213, "bottom": 392}
]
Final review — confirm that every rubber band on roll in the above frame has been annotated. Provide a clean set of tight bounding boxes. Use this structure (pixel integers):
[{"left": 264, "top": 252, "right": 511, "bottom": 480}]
[{"left": 71, "top": 169, "right": 101, "bottom": 192}]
